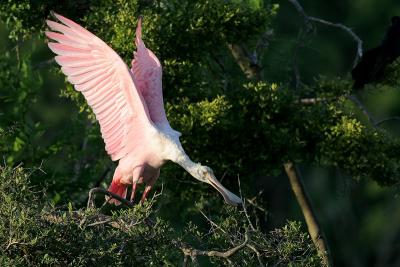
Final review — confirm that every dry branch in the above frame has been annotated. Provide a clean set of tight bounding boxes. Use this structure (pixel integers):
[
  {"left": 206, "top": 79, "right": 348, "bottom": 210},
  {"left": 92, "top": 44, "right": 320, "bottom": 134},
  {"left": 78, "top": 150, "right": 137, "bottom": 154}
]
[
  {"left": 173, "top": 232, "right": 249, "bottom": 264},
  {"left": 284, "top": 162, "right": 330, "bottom": 266}
]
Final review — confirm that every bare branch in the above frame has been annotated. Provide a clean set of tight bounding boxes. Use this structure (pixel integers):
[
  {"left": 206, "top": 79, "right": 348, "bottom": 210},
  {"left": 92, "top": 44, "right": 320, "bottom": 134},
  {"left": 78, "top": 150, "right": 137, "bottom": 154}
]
[
  {"left": 288, "top": 0, "right": 309, "bottom": 22},
  {"left": 87, "top": 187, "right": 134, "bottom": 208},
  {"left": 246, "top": 243, "right": 265, "bottom": 267},
  {"left": 173, "top": 232, "right": 249, "bottom": 262},
  {"left": 87, "top": 219, "right": 112, "bottom": 227},
  {"left": 287, "top": 0, "right": 315, "bottom": 89},
  {"left": 308, "top": 16, "right": 363, "bottom": 68},
  {"left": 199, "top": 209, "right": 228, "bottom": 235},
  {"left": 298, "top": 96, "right": 343, "bottom": 105},
  {"left": 288, "top": 0, "right": 363, "bottom": 68},
  {"left": 298, "top": 97, "right": 327, "bottom": 104},
  {"left": 284, "top": 162, "right": 331, "bottom": 267},
  {"left": 5, "top": 240, "right": 31, "bottom": 250},
  {"left": 238, "top": 175, "right": 256, "bottom": 231},
  {"left": 375, "top": 116, "right": 400, "bottom": 126},
  {"left": 227, "top": 43, "right": 262, "bottom": 80}
]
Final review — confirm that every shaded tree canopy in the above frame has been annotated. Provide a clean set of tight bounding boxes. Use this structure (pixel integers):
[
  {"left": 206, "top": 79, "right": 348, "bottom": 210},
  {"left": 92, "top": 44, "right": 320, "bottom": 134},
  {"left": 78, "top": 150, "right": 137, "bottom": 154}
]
[{"left": 1, "top": 0, "right": 400, "bottom": 266}]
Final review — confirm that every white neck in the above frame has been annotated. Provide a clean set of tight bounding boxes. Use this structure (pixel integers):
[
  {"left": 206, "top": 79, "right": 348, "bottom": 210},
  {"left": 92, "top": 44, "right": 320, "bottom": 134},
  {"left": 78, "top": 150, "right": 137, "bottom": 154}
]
[
  {"left": 173, "top": 150, "right": 201, "bottom": 178},
  {"left": 161, "top": 138, "right": 203, "bottom": 182},
  {"left": 164, "top": 135, "right": 242, "bottom": 206},
  {"left": 159, "top": 130, "right": 206, "bottom": 182}
]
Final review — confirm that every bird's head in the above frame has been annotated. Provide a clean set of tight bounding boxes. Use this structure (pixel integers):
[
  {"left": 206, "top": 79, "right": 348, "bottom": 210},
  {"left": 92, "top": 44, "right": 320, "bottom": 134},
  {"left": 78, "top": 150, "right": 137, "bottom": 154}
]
[{"left": 193, "top": 164, "right": 242, "bottom": 206}]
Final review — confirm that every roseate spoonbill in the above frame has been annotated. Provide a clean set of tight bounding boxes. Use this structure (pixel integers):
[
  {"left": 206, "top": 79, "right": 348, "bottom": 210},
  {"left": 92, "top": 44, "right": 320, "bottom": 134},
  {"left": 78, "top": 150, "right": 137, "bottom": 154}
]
[{"left": 45, "top": 13, "right": 242, "bottom": 206}]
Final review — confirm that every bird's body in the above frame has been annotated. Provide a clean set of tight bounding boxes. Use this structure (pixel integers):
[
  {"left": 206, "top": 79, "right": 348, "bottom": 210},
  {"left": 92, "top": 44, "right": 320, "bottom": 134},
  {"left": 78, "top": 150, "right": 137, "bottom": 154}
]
[{"left": 46, "top": 13, "right": 241, "bottom": 205}]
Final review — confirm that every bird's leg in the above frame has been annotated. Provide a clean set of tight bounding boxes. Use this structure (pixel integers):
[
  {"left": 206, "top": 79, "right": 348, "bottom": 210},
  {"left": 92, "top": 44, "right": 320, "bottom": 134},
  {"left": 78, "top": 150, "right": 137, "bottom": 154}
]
[
  {"left": 141, "top": 185, "right": 153, "bottom": 202},
  {"left": 130, "top": 182, "right": 138, "bottom": 201},
  {"left": 130, "top": 165, "right": 144, "bottom": 201},
  {"left": 140, "top": 171, "right": 159, "bottom": 203}
]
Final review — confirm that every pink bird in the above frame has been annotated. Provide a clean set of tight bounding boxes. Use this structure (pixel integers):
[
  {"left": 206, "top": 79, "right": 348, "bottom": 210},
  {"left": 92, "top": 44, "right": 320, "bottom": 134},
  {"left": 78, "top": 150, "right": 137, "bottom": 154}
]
[{"left": 45, "top": 13, "right": 242, "bottom": 206}]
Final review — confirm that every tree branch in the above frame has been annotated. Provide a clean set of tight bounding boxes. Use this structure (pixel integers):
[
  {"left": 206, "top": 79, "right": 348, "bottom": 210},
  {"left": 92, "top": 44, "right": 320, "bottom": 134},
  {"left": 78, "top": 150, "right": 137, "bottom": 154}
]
[
  {"left": 375, "top": 116, "right": 400, "bottom": 126},
  {"left": 298, "top": 97, "right": 327, "bottom": 104},
  {"left": 172, "top": 232, "right": 249, "bottom": 262},
  {"left": 227, "top": 44, "right": 262, "bottom": 80},
  {"left": 283, "top": 162, "right": 331, "bottom": 266},
  {"left": 87, "top": 187, "right": 134, "bottom": 208},
  {"left": 246, "top": 243, "right": 265, "bottom": 266},
  {"left": 288, "top": 0, "right": 363, "bottom": 68},
  {"left": 225, "top": 9, "right": 331, "bottom": 265},
  {"left": 308, "top": 16, "right": 363, "bottom": 68}
]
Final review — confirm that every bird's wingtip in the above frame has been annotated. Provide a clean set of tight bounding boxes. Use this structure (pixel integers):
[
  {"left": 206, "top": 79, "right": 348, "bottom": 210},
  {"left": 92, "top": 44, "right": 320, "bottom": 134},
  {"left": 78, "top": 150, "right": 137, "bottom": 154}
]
[
  {"left": 135, "top": 15, "right": 144, "bottom": 47},
  {"left": 50, "top": 10, "right": 61, "bottom": 20}
]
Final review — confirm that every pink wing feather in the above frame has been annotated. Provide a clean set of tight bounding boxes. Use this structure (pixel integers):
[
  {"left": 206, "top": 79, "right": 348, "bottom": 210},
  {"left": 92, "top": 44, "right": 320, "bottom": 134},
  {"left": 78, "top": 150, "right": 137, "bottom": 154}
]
[
  {"left": 131, "top": 17, "right": 172, "bottom": 131},
  {"left": 46, "top": 13, "right": 153, "bottom": 161}
]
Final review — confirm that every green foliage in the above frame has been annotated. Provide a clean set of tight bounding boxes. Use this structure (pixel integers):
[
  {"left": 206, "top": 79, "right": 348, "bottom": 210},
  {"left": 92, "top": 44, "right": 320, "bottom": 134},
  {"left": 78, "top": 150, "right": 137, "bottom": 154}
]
[
  {"left": 375, "top": 61, "right": 400, "bottom": 89},
  {"left": 0, "top": 0, "right": 95, "bottom": 40},
  {"left": 320, "top": 114, "right": 400, "bottom": 185},
  {"left": 0, "top": 166, "right": 318, "bottom": 266}
]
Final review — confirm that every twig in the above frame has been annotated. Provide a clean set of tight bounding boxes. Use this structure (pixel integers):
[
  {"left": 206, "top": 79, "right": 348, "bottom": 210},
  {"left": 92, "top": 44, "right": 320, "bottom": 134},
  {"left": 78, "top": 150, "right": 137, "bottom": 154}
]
[
  {"left": 298, "top": 96, "right": 346, "bottom": 105},
  {"left": 375, "top": 116, "right": 400, "bottom": 126},
  {"left": 199, "top": 209, "right": 227, "bottom": 234},
  {"left": 87, "top": 187, "right": 134, "bottom": 208},
  {"left": 238, "top": 175, "right": 256, "bottom": 231},
  {"left": 288, "top": 0, "right": 363, "bottom": 68},
  {"left": 292, "top": 30, "right": 311, "bottom": 89},
  {"left": 87, "top": 218, "right": 112, "bottom": 227},
  {"left": 246, "top": 243, "right": 265, "bottom": 267},
  {"left": 288, "top": 0, "right": 309, "bottom": 22},
  {"left": 308, "top": 16, "right": 363, "bottom": 68},
  {"left": 5, "top": 241, "right": 30, "bottom": 250},
  {"left": 283, "top": 162, "right": 331, "bottom": 267},
  {"left": 288, "top": 0, "right": 315, "bottom": 89},
  {"left": 298, "top": 97, "right": 327, "bottom": 104},
  {"left": 246, "top": 197, "right": 268, "bottom": 214}
]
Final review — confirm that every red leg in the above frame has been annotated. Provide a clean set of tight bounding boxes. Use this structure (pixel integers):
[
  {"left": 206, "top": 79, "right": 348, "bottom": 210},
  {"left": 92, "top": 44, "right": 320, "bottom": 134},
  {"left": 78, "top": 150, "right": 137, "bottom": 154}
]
[
  {"left": 107, "top": 168, "right": 128, "bottom": 205},
  {"left": 140, "top": 170, "right": 159, "bottom": 203},
  {"left": 130, "top": 182, "right": 138, "bottom": 201},
  {"left": 130, "top": 166, "right": 144, "bottom": 201},
  {"left": 141, "top": 185, "right": 152, "bottom": 202}
]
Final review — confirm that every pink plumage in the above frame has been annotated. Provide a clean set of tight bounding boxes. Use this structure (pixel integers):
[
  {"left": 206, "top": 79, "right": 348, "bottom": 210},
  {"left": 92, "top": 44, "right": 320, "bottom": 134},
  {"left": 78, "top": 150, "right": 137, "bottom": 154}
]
[{"left": 46, "top": 13, "right": 242, "bottom": 206}]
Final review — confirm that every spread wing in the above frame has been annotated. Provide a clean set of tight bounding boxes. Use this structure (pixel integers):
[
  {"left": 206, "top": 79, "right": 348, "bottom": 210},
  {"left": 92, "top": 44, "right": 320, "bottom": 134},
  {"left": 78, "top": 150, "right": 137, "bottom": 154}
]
[
  {"left": 46, "top": 13, "right": 153, "bottom": 161},
  {"left": 131, "top": 17, "right": 172, "bottom": 132}
]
